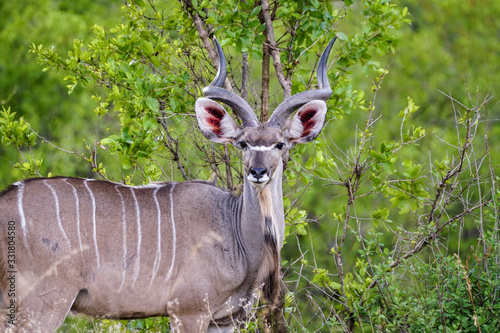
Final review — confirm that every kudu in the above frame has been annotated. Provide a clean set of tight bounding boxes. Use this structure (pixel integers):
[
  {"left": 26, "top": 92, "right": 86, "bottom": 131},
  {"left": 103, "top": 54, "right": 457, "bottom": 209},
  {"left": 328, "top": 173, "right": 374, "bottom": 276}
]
[{"left": 0, "top": 36, "right": 337, "bottom": 332}]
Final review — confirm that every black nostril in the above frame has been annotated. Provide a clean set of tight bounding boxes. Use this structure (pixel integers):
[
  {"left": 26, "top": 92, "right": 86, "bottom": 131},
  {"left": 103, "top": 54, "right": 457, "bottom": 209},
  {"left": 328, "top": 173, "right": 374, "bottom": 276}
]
[{"left": 250, "top": 167, "right": 267, "bottom": 180}]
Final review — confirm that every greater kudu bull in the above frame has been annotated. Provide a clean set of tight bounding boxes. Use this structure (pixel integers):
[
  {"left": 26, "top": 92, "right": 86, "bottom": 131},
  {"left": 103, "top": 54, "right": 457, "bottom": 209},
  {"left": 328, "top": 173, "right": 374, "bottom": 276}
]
[{"left": 0, "top": 36, "right": 337, "bottom": 332}]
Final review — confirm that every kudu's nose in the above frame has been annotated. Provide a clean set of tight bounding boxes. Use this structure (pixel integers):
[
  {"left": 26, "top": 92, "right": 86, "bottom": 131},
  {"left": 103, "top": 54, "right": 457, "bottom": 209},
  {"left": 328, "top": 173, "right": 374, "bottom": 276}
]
[{"left": 250, "top": 167, "right": 268, "bottom": 181}]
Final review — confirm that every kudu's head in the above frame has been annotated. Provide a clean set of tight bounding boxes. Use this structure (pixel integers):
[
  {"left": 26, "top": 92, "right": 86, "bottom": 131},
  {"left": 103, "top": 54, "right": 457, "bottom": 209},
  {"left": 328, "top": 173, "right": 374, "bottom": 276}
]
[{"left": 196, "top": 37, "right": 337, "bottom": 188}]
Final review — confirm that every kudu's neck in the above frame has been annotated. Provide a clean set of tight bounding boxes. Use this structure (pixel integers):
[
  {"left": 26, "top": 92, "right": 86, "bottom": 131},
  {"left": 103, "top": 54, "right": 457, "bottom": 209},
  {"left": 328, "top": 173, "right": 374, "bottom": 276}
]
[
  {"left": 238, "top": 160, "right": 285, "bottom": 304},
  {"left": 240, "top": 160, "right": 285, "bottom": 251}
]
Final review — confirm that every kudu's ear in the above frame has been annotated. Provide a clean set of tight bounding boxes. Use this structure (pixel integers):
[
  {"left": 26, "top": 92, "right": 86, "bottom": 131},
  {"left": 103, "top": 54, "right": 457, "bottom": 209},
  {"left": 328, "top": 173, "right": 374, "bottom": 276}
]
[
  {"left": 195, "top": 97, "right": 239, "bottom": 143},
  {"left": 286, "top": 100, "right": 327, "bottom": 144}
]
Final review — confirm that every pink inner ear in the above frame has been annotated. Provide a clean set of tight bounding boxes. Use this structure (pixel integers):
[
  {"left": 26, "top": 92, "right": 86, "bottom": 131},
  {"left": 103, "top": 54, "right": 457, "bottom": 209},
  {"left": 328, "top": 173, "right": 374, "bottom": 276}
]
[
  {"left": 299, "top": 109, "right": 317, "bottom": 137},
  {"left": 206, "top": 107, "right": 225, "bottom": 135}
]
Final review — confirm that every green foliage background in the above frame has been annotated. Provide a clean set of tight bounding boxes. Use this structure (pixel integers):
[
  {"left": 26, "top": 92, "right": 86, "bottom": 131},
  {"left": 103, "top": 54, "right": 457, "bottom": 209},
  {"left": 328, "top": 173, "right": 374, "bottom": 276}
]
[{"left": 1, "top": 0, "right": 499, "bottom": 332}]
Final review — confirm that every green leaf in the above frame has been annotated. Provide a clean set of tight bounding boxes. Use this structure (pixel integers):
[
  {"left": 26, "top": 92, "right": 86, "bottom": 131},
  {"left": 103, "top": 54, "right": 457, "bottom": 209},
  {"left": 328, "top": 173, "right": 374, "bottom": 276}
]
[
  {"left": 249, "top": 5, "right": 261, "bottom": 18},
  {"left": 337, "top": 31, "right": 348, "bottom": 41},
  {"left": 145, "top": 96, "right": 160, "bottom": 112}
]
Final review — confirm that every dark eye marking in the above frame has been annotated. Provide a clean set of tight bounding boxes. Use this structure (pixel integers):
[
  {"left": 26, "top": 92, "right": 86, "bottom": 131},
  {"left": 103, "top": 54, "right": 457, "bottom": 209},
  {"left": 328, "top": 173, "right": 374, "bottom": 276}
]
[
  {"left": 275, "top": 142, "right": 284, "bottom": 150},
  {"left": 238, "top": 141, "right": 248, "bottom": 149}
]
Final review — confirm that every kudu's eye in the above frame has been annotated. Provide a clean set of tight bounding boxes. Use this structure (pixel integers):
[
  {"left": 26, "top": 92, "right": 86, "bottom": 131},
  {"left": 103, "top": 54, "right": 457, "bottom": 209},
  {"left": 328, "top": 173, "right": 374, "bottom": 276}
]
[
  {"left": 238, "top": 141, "right": 248, "bottom": 149},
  {"left": 275, "top": 142, "right": 285, "bottom": 150}
]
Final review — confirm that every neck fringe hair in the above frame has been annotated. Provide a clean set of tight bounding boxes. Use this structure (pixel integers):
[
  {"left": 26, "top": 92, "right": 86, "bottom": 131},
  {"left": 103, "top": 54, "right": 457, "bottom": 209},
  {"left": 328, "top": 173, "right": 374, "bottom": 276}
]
[{"left": 257, "top": 187, "right": 281, "bottom": 307}]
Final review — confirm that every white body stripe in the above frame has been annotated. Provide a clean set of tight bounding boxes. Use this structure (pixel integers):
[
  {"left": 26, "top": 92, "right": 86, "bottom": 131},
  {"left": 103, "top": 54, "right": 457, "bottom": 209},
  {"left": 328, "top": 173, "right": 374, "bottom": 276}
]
[
  {"left": 17, "top": 182, "right": 27, "bottom": 239},
  {"left": 130, "top": 187, "right": 142, "bottom": 287},
  {"left": 16, "top": 182, "right": 31, "bottom": 255},
  {"left": 84, "top": 180, "right": 100, "bottom": 271},
  {"left": 115, "top": 186, "right": 127, "bottom": 291},
  {"left": 43, "top": 180, "right": 70, "bottom": 246},
  {"left": 150, "top": 186, "right": 162, "bottom": 285},
  {"left": 63, "top": 179, "right": 82, "bottom": 251},
  {"left": 165, "top": 183, "right": 177, "bottom": 283}
]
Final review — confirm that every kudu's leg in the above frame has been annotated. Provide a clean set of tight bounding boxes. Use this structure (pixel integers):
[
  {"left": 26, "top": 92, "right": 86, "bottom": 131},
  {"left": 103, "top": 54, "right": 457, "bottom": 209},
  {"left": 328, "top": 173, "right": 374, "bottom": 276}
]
[
  {"left": 207, "top": 323, "right": 235, "bottom": 333},
  {"left": 14, "top": 279, "right": 78, "bottom": 333},
  {"left": 170, "top": 313, "right": 211, "bottom": 333}
]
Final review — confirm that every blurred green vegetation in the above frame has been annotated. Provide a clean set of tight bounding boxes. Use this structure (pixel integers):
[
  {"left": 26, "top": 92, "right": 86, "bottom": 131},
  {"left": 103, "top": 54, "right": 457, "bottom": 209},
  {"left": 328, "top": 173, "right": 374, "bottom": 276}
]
[
  {"left": 0, "top": 0, "right": 121, "bottom": 185},
  {"left": 1, "top": 0, "right": 499, "bottom": 331}
]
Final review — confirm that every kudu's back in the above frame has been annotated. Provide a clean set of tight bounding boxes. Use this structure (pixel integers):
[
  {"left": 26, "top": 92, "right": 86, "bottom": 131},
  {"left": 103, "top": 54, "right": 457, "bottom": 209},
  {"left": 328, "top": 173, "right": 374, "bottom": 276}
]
[{"left": 0, "top": 177, "right": 250, "bottom": 332}]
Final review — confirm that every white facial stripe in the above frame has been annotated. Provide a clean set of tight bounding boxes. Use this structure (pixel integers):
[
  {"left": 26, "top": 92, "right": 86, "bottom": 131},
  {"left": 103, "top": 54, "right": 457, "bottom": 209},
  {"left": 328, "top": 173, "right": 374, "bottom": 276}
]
[{"left": 247, "top": 144, "right": 274, "bottom": 151}]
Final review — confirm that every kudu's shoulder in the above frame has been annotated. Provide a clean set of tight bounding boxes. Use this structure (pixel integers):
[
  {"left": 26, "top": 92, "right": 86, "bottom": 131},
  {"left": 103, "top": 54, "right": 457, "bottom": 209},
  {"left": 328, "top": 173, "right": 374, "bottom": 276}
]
[{"left": 172, "top": 180, "right": 239, "bottom": 208}]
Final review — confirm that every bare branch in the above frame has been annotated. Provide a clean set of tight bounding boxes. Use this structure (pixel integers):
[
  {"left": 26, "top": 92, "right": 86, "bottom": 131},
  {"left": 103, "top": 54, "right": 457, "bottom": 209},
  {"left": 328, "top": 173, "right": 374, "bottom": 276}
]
[
  {"left": 260, "top": 0, "right": 291, "bottom": 99},
  {"left": 260, "top": 42, "right": 270, "bottom": 122},
  {"left": 25, "top": 122, "right": 76, "bottom": 155},
  {"left": 241, "top": 52, "right": 249, "bottom": 101},
  {"left": 179, "top": 0, "right": 233, "bottom": 91}
]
